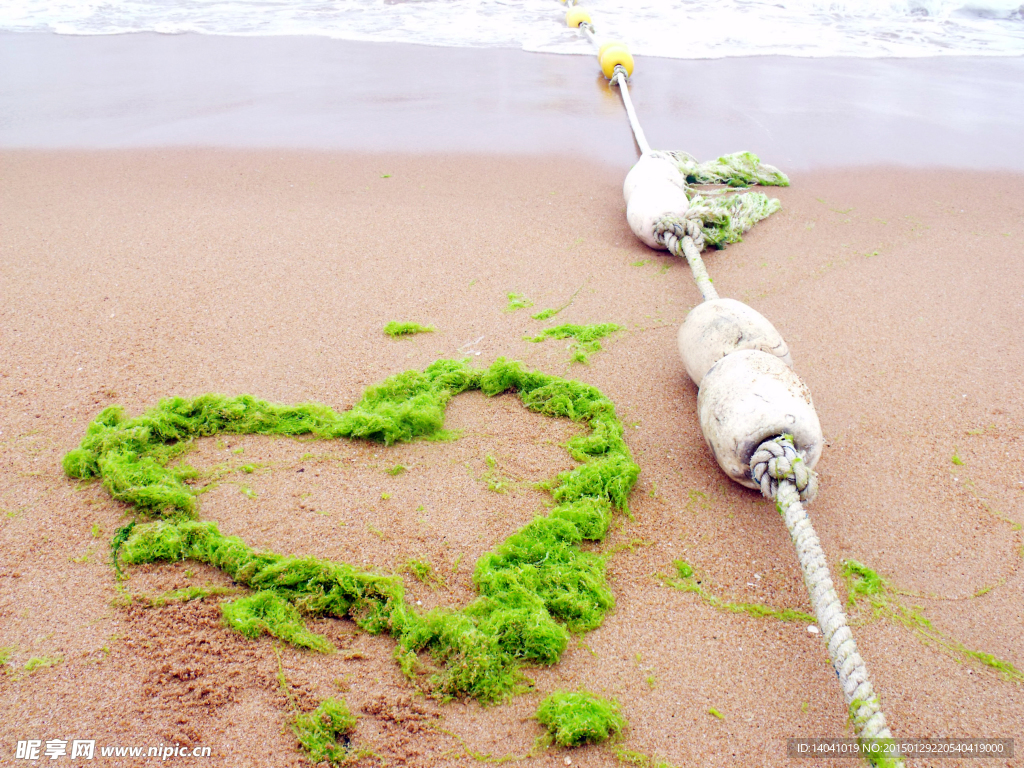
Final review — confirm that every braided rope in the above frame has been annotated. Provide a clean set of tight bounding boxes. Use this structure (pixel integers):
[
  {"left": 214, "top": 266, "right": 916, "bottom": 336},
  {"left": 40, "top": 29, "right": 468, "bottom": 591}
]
[
  {"left": 750, "top": 436, "right": 818, "bottom": 502},
  {"left": 752, "top": 436, "right": 902, "bottom": 765},
  {"left": 611, "top": 65, "right": 651, "bottom": 155},
  {"left": 556, "top": 2, "right": 898, "bottom": 755},
  {"left": 655, "top": 213, "right": 718, "bottom": 301}
]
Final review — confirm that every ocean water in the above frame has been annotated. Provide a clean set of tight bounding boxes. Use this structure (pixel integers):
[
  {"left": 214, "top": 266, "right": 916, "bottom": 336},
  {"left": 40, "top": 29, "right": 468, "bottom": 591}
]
[{"left": 1, "top": 0, "right": 1021, "bottom": 58}]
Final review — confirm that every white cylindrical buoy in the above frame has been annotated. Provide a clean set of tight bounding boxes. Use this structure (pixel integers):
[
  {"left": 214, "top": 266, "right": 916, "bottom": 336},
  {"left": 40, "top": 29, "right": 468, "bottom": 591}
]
[
  {"left": 678, "top": 298, "right": 793, "bottom": 385},
  {"left": 697, "top": 349, "right": 822, "bottom": 488},
  {"left": 626, "top": 179, "right": 689, "bottom": 249},
  {"left": 623, "top": 154, "right": 684, "bottom": 204}
]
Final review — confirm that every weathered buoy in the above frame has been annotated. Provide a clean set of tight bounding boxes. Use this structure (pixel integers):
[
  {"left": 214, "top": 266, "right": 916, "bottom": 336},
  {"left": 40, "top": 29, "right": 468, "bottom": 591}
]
[
  {"left": 623, "top": 154, "right": 684, "bottom": 204},
  {"left": 697, "top": 349, "right": 822, "bottom": 488},
  {"left": 626, "top": 179, "right": 689, "bottom": 249},
  {"left": 678, "top": 298, "right": 793, "bottom": 385}
]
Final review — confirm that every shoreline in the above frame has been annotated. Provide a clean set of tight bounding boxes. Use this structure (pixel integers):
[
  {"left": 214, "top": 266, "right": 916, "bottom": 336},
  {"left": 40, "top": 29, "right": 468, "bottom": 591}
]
[{"left": 2, "top": 31, "right": 1024, "bottom": 170}]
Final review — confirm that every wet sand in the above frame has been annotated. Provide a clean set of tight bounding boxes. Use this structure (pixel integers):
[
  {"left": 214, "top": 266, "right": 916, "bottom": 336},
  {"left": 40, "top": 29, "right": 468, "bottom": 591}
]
[
  {"left": 1, "top": 32, "right": 1023, "bottom": 768},
  {"left": 3, "top": 32, "right": 1024, "bottom": 169}
]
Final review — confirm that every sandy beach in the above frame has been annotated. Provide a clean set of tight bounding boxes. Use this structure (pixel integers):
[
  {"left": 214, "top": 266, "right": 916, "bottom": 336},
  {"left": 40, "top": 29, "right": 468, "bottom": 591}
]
[{"left": 1, "top": 33, "right": 1022, "bottom": 768}]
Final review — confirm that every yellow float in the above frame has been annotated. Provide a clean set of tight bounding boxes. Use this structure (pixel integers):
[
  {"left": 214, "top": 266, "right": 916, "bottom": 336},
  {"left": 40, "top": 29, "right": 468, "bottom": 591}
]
[{"left": 565, "top": 6, "right": 591, "bottom": 27}]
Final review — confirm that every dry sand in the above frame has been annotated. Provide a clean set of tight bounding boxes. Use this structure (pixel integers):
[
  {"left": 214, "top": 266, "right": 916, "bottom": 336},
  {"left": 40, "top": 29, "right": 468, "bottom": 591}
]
[
  {"left": 1, "top": 149, "right": 1021, "bottom": 768},
  {"left": 1, "top": 33, "right": 1023, "bottom": 768}
]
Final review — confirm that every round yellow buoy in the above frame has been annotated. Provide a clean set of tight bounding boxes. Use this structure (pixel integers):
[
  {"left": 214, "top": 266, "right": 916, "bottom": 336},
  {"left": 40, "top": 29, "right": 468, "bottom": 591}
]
[
  {"left": 565, "top": 7, "right": 591, "bottom": 27},
  {"left": 598, "top": 41, "right": 626, "bottom": 57},
  {"left": 599, "top": 43, "right": 634, "bottom": 78}
]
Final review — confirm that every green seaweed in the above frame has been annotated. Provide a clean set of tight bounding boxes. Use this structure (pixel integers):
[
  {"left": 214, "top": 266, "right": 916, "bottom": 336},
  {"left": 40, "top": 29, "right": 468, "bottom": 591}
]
[
  {"left": 222, "top": 591, "right": 336, "bottom": 653},
  {"left": 665, "top": 150, "right": 790, "bottom": 188},
  {"left": 611, "top": 745, "right": 682, "bottom": 768},
  {"left": 526, "top": 324, "right": 623, "bottom": 364},
  {"left": 847, "top": 698, "right": 903, "bottom": 768},
  {"left": 110, "top": 521, "right": 137, "bottom": 578},
  {"left": 292, "top": 697, "right": 358, "bottom": 765},
  {"left": 23, "top": 655, "right": 63, "bottom": 673},
  {"left": 505, "top": 293, "right": 534, "bottom": 312},
  {"left": 69, "top": 358, "right": 639, "bottom": 704},
  {"left": 384, "top": 321, "right": 435, "bottom": 338},
  {"left": 401, "top": 558, "right": 446, "bottom": 589},
  {"left": 658, "top": 560, "right": 815, "bottom": 623},
  {"left": 479, "top": 455, "right": 518, "bottom": 494},
  {"left": 690, "top": 192, "right": 782, "bottom": 249},
  {"left": 121, "top": 584, "right": 240, "bottom": 608},
  {"left": 530, "top": 281, "right": 587, "bottom": 321},
  {"left": 535, "top": 690, "right": 627, "bottom": 747},
  {"left": 603, "top": 538, "right": 654, "bottom": 557},
  {"left": 842, "top": 560, "right": 1022, "bottom": 683},
  {"left": 432, "top": 724, "right": 538, "bottom": 763},
  {"left": 64, "top": 360, "right": 484, "bottom": 514},
  {"left": 647, "top": 150, "right": 787, "bottom": 251}
]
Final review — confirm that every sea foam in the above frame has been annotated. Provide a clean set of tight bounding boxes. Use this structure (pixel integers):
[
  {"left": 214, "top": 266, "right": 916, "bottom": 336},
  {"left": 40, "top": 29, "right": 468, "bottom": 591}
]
[{"left": 1, "top": 0, "right": 1021, "bottom": 58}]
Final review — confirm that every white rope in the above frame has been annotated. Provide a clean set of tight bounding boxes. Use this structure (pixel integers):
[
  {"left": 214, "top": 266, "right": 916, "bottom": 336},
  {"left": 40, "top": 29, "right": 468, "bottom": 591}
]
[
  {"left": 567, "top": 7, "right": 650, "bottom": 155},
  {"left": 751, "top": 437, "right": 903, "bottom": 766},
  {"left": 555, "top": 4, "right": 901, "bottom": 760},
  {"left": 655, "top": 215, "right": 718, "bottom": 301},
  {"left": 654, "top": 189, "right": 784, "bottom": 301},
  {"left": 581, "top": 21, "right": 597, "bottom": 46},
  {"left": 662, "top": 231, "right": 718, "bottom": 301},
  {"left": 577, "top": 20, "right": 650, "bottom": 154},
  {"left": 613, "top": 67, "right": 652, "bottom": 156}
]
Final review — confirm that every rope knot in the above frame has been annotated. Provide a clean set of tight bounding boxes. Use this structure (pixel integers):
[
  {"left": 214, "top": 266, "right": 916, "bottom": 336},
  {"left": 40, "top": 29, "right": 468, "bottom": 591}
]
[
  {"left": 654, "top": 212, "right": 705, "bottom": 253},
  {"left": 750, "top": 434, "right": 818, "bottom": 502}
]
